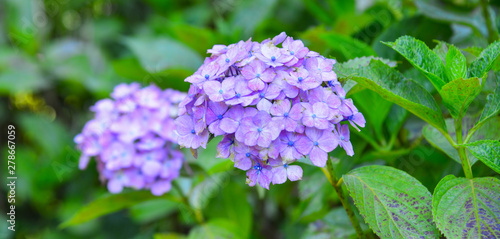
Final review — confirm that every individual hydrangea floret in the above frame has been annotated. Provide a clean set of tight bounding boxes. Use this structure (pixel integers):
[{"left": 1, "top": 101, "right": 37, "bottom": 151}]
[
  {"left": 75, "top": 83, "right": 186, "bottom": 196},
  {"left": 176, "top": 32, "right": 365, "bottom": 189}
]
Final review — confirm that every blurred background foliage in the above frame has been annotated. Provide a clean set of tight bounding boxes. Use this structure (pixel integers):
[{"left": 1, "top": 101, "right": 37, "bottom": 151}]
[{"left": 0, "top": 0, "right": 499, "bottom": 238}]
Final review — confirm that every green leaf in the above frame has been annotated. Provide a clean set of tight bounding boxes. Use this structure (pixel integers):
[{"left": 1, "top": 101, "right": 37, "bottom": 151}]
[
  {"left": 383, "top": 36, "right": 447, "bottom": 90},
  {"left": 343, "top": 165, "right": 439, "bottom": 239},
  {"left": 432, "top": 40, "right": 449, "bottom": 63},
  {"left": 60, "top": 191, "right": 177, "bottom": 228},
  {"left": 0, "top": 48, "right": 47, "bottom": 94},
  {"left": 188, "top": 173, "right": 227, "bottom": 210},
  {"left": 206, "top": 182, "right": 252, "bottom": 239},
  {"left": 465, "top": 140, "right": 500, "bottom": 174},
  {"left": 336, "top": 56, "right": 397, "bottom": 69},
  {"left": 477, "top": 74, "right": 500, "bottom": 126},
  {"left": 319, "top": 33, "right": 376, "bottom": 59},
  {"left": 335, "top": 59, "right": 447, "bottom": 133},
  {"left": 188, "top": 219, "right": 242, "bottom": 239},
  {"left": 439, "top": 77, "right": 483, "bottom": 119},
  {"left": 404, "top": 68, "right": 436, "bottom": 94},
  {"left": 433, "top": 175, "right": 500, "bottom": 238},
  {"left": 468, "top": 41, "right": 500, "bottom": 78},
  {"left": 423, "top": 120, "right": 460, "bottom": 165},
  {"left": 444, "top": 45, "right": 467, "bottom": 81},
  {"left": 352, "top": 90, "right": 392, "bottom": 141},
  {"left": 227, "top": 0, "right": 278, "bottom": 38},
  {"left": 384, "top": 104, "right": 408, "bottom": 142},
  {"left": 123, "top": 37, "right": 202, "bottom": 73},
  {"left": 0, "top": 70, "right": 47, "bottom": 94},
  {"left": 154, "top": 233, "right": 186, "bottom": 239}
]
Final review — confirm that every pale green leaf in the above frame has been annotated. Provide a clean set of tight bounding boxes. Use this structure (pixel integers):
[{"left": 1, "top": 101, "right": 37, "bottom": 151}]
[
  {"left": 188, "top": 173, "right": 227, "bottom": 210},
  {"left": 439, "top": 77, "right": 483, "bottom": 119},
  {"left": 336, "top": 56, "right": 398, "bottom": 69},
  {"left": 433, "top": 176, "right": 500, "bottom": 238},
  {"left": 344, "top": 165, "right": 439, "bottom": 239},
  {"left": 465, "top": 140, "right": 500, "bottom": 174},
  {"left": 228, "top": 0, "right": 278, "bottom": 38},
  {"left": 423, "top": 119, "right": 460, "bottom": 164},
  {"left": 432, "top": 40, "right": 449, "bottom": 63},
  {"left": 423, "top": 117, "right": 500, "bottom": 165},
  {"left": 319, "top": 33, "right": 376, "bottom": 59},
  {"left": 383, "top": 35, "right": 447, "bottom": 90},
  {"left": 123, "top": 37, "right": 202, "bottom": 73}
]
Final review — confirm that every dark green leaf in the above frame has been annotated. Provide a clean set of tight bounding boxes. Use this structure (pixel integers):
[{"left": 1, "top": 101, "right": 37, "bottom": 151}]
[
  {"left": 60, "top": 191, "right": 177, "bottom": 228},
  {"left": 335, "top": 59, "right": 447, "bottom": 133},
  {"left": 404, "top": 68, "right": 436, "bottom": 94},
  {"left": 352, "top": 90, "right": 392, "bottom": 141},
  {"left": 123, "top": 37, "right": 202, "bottom": 73},
  {"left": 384, "top": 104, "right": 408, "bottom": 141},
  {"left": 383, "top": 36, "right": 447, "bottom": 90},
  {"left": 414, "top": 0, "right": 486, "bottom": 37},
  {"left": 206, "top": 182, "right": 252, "bottom": 238},
  {"left": 319, "top": 33, "right": 376, "bottom": 59},
  {"left": 468, "top": 41, "right": 500, "bottom": 78},
  {"left": 433, "top": 175, "right": 500, "bottom": 238},
  {"left": 373, "top": 17, "right": 452, "bottom": 60},
  {"left": 344, "top": 165, "right": 439, "bottom": 238},
  {"left": 465, "top": 140, "right": 500, "bottom": 174},
  {"left": 440, "top": 77, "right": 483, "bottom": 119},
  {"left": 444, "top": 45, "right": 467, "bottom": 81}
]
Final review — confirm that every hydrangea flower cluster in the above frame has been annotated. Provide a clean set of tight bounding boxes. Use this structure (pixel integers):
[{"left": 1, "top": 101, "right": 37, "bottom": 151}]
[
  {"left": 175, "top": 32, "right": 365, "bottom": 189},
  {"left": 75, "top": 83, "right": 186, "bottom": 196}
]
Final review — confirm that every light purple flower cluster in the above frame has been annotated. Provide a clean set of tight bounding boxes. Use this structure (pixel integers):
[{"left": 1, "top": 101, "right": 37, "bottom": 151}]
[
  {"left": 75, "top": 83, "right": 186, "bottom": 196},
  {"left": 175, "top": 32, "right": 365, "bottom": 189}
]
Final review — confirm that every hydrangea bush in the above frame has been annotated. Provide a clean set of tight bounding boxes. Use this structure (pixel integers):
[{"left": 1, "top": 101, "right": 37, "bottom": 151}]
[
  {"left": 75, "top": 83, "right": 186, "bottom": 196},
  {"left": 175, "top": 32, "right": 365, "bottom": 189}
]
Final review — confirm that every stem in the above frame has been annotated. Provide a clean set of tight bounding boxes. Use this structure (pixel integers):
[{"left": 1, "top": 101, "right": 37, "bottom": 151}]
[
  {"left": 326, "top": 159, "right": 364, "bottom": 239},
  {"left": 438, "top": 127, "right": 458, "bottom": 149},
  {"left": 354, "top": 130, "right": 383, "bottom": 151},
  {"left": 172, "top": 181, "right": 204, "bottom": 224},
  {"left": 455, "top": 118, "right": 473, "bottom": 179},
  {"left": 480, "top": 0, "right": 500, "bottom": 43}
]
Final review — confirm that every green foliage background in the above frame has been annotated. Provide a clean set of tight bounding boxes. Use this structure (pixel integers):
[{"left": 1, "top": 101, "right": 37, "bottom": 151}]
[{"left": 0, "top": 0, "right": 499, "bottom": 238}]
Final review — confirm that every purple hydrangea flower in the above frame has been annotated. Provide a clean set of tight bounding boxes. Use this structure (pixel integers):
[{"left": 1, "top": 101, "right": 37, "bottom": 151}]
[
  {"left": 175, "top": 32, "right": 365, "bottom": 189},
  {"left": 269, "top": 158, "right": 303, "bottom": 184},
  {"left": 246, "top": 160, "right": 273, "bottom": 189},
  {"left": 75, "top": 83, "right": 186, "bottom": 196},
  {"left": 239, "top": 111, "right": 281, "bottom": 148}
]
